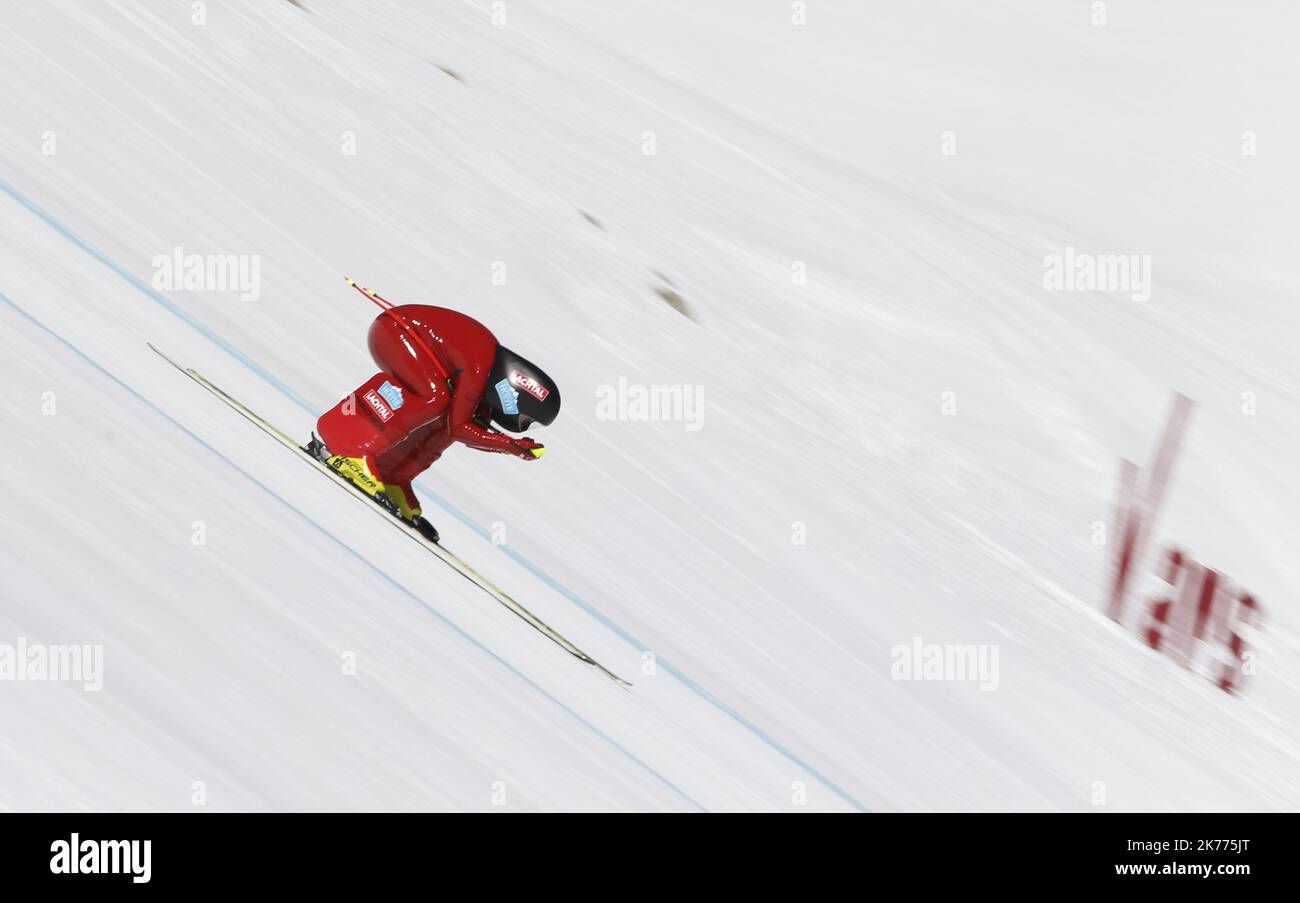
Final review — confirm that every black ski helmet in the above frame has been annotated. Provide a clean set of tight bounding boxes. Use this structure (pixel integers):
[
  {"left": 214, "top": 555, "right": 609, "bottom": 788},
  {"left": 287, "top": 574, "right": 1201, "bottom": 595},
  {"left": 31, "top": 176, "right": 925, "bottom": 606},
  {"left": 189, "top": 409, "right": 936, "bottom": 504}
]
[{"left": 482, "top": 345, "right": 561, "bottom": 433}]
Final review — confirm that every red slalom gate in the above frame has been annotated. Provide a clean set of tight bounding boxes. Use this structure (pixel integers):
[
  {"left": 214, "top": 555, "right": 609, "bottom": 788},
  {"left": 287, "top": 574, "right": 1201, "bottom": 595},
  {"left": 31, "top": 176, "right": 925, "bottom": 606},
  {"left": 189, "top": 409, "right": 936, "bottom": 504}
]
[
  {"left": 1107, "top": 393, "right": 1193, "bottom": 620},
  {"left": 1106, "top": 391, "right": 1260, "bottom": 693}
]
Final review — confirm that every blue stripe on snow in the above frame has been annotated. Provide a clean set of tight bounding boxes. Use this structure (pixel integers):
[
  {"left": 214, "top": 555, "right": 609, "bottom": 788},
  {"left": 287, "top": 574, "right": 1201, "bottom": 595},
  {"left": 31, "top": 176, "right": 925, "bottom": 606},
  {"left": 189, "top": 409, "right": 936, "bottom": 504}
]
[{"left": 0, "top": 175, "right": 868, "bottom": 811}]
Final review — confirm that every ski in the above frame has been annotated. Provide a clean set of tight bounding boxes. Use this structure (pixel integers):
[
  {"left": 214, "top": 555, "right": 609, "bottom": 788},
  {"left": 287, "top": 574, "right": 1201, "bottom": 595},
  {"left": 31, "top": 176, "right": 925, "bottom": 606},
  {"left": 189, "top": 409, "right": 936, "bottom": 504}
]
[{"left": 148, "top": 343, "right": 631, "bottom": 687}]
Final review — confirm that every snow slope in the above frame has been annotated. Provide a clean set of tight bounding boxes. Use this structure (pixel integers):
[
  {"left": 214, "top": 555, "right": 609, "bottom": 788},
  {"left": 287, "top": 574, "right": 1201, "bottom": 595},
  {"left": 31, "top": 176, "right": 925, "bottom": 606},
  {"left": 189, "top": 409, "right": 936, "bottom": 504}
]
[{"left": 1, "top": 0, "right": 1297, "bottom": 810}]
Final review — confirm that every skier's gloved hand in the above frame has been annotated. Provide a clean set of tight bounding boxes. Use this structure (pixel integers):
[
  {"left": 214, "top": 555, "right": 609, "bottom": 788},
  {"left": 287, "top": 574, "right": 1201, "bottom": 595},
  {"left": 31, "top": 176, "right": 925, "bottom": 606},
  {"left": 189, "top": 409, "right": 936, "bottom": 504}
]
[{"left": 513, "top": 437, "right": 545, "bottom": 460}]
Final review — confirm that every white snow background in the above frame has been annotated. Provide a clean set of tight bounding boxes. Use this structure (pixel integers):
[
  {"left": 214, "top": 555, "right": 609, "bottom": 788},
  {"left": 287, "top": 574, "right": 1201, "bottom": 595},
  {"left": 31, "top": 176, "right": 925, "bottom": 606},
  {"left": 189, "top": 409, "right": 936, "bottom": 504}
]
[{"left": 0, "top": 0, "right": 1297, "bottom": 811}]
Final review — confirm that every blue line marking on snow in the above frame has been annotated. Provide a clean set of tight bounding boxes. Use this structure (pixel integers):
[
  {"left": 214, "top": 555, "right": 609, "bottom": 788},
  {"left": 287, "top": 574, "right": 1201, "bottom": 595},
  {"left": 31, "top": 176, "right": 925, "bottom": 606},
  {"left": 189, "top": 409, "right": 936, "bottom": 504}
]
[
  {"left": 0, "top": 176, "right": 868, "bottom": 812},
  {"left": 0, "top": 289, "right": 703, "bottom": 813},
  {"left": 0, "top": 177, "right": 316, "bottom": 414}
]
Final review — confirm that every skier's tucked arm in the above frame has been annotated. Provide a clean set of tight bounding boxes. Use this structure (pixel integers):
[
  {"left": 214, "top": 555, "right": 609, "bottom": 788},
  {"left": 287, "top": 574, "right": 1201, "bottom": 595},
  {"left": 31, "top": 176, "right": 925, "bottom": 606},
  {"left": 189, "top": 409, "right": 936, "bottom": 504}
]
[
  {"left": 444, "top": 343, "right": 545, "bottom": 460},
  {"left": 452, "top": 419, "right": 544, "bottom": 459}
]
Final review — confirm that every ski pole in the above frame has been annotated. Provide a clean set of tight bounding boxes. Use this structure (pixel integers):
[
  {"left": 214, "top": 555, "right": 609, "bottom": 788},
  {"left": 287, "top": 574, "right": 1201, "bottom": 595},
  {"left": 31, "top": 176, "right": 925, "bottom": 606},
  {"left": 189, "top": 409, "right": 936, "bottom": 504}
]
[
  {"left": 344, "top": 277, "right": 454, "bottom": 387},
  {"left": 345, "top": 276, "right": 395, "bottom": 310}
]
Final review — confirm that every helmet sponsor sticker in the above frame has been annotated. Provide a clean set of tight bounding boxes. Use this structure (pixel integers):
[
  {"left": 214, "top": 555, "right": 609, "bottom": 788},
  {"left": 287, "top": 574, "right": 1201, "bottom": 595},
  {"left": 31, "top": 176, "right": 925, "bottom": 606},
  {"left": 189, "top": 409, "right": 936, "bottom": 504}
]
[
  {"left": 508, "top": 369, "right": 550, "bottom": 401},
  {"left": 378, "top": 380, "right": 405, "bottom": 410},
  {"left": 494, "top": 379, "right": 520, "bottom": 415}
]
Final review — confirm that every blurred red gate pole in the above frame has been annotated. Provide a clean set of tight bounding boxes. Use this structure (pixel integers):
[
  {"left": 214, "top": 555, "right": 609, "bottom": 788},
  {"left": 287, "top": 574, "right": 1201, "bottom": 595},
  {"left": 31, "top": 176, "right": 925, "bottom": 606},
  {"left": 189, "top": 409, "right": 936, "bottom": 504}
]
[{"left": 1106, "top": 392, "right": 1194, "bottom": 622}]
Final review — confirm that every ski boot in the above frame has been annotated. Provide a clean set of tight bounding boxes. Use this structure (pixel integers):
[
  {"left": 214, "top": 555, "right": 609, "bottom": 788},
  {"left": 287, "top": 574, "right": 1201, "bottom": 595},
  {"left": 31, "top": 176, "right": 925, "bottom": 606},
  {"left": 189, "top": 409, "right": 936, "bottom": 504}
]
[{"left": 304, "top": 434, "right": 440, "bottom": 543}]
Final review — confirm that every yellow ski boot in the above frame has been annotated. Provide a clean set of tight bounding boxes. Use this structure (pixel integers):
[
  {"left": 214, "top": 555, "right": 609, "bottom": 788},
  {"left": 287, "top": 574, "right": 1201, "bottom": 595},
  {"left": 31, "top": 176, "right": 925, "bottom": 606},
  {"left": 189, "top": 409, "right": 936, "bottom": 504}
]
[
  {"left": 378, "top": 482, "right": 422, "bottom": 521},
  {"left": 326, "top": 454, "right": 386, "bottom": 501},
  {"left": 323, "top": 452, "right": 439, "bottom": 543}
]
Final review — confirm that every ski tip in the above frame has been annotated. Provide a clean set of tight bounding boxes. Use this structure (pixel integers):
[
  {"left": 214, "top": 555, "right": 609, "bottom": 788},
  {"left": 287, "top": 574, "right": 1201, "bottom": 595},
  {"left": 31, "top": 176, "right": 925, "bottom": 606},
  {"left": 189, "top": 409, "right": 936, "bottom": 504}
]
[
  {"left": 147, "top": 342, "right": 177, "bottom": 365},
  {"left": 344, "top": 276, "right": 356, "bottom": 286}
]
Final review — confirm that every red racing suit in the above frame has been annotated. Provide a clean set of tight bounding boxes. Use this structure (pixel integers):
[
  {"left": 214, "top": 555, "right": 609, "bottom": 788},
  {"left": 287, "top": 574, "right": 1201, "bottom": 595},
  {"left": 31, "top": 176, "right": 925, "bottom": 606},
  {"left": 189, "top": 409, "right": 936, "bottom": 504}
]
[{"left": 316, "top": 305, "right": 533, "bottom": 506}]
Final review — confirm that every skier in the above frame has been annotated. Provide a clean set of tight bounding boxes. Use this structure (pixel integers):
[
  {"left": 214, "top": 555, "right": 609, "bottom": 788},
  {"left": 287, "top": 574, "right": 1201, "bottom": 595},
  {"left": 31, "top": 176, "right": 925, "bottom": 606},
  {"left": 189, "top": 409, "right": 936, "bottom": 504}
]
[{"left": 309, "top": 304, "right": 562, "bottom": 542}]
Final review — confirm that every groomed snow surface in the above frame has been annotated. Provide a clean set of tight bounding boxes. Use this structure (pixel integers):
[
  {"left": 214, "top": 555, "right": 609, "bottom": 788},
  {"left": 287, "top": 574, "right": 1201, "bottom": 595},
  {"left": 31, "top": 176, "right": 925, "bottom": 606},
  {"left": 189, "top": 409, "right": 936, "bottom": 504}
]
[{"left": 1, "top": 1, "right": 1298, "bottom": 811}]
